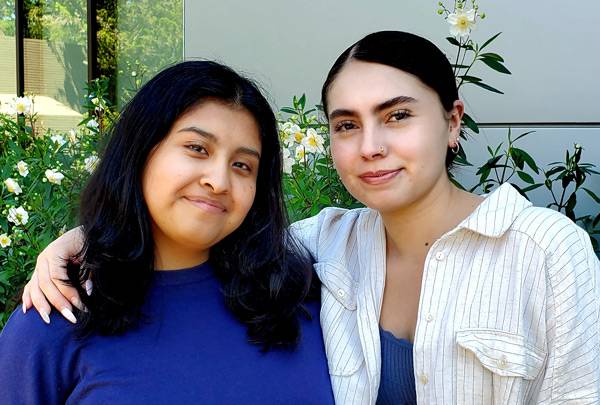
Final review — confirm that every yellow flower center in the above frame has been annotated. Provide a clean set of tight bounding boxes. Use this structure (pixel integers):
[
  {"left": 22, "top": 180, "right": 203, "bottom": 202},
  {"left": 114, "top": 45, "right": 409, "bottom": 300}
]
[
  {"left": 294, "top": 132, "right": 303, "bottom": 142},
  {"left": 457, "top": 15, "right": 469, "bottom": 29}
]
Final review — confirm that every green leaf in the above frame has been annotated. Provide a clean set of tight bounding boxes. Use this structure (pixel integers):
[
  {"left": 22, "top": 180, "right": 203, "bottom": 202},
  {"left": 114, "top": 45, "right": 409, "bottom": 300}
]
[
  {"left": 460, "top": 75, "right": 483, "bottom": 82},
  {"left": 451, "top": 64, "right": 470, "bottom": 69},
  {"left": 479, "top": 52, "right": 505, "bottom": 62},
  {"left": 298, "top": 94, "right": 306, "bottom": 109},
  {"left": 522, "top": 183, "right": 544, "bottom": 193},
  {"left": 479, "top": 57, "right": 511, "bottom": 74},
  {"left": 470, "top": 81, "right": 504, "bottom": 94},
  {"left": 480, "top": 32, "right": 502, "bottom": 50},
  {"left": 462, "top": 112, "right": 479, "bottom": 133},
  {"left": 511, "top": 130, "right": 536, "bottom": 143},
  {"left": 512, "top": 148, "right": 539, "bottom": 174},
  {"left": 280, "top": 107, "right": 297, "bottom": 115},
  {"left": 545, "top": 166, "right": 565, "bottom": 177},
  {"left": 446, "top": 37, "right": 460, "bottom": 46},
  {"left": 583, "top": 188, "right": 600, "bottom": 204},
  {"left": 517, "top": 171, "right": 535, "bottom": 184},
  {"left": 510, "top": 148, "right": 525, "bottom": 170}
]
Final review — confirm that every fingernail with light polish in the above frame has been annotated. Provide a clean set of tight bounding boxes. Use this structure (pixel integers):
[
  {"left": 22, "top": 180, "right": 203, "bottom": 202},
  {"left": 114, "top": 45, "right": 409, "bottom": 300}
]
[
  {"left": 40, "top": 310, "right": 51, "bottom": 324},
  {"left": 71, "top": 297, "right": 85, "bottom": 312},
  {"left": 61, "top": 308, "right": 77, "bottom": 324},
  {"left": 85, "top": 280, "right": 93, "bottom": 296},
  {"left": 22, "top": 302, "right": 27, "bottom": 314}
]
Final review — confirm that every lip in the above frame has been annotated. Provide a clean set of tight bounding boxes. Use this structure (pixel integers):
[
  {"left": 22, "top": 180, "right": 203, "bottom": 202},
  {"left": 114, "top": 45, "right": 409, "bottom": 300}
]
[
  {"left": 358, "top": 169, "right": 404, "bottom": 185},
  {"left": 184, "top": 196, "right": 227, "bottom": 213}
]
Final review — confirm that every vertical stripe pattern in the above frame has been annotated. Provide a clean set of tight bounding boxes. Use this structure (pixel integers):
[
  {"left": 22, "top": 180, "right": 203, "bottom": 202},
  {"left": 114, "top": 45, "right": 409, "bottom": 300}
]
[{"left": 291, "top": 183, "right": 600, "bottom": 405}]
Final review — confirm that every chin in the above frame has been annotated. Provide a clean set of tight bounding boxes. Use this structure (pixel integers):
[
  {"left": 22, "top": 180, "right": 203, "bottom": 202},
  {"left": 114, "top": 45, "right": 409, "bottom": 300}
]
[{"left": 359, "top": 192, "right": 416, "bottom": 214}]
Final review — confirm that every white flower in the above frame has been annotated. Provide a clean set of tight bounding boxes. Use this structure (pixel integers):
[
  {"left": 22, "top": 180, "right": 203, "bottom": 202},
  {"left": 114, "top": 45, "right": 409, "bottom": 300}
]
[
  {"left": 50, "top": 134, "right": 66, "bottom": 146},
  {"left": 131, "top": 71, "right": 137, "bottom": 77},
  {"left": 279, "top": 130, "right": 293, "bottom": 146},
  {"left": 68, "top": 129, "right": 78, "bottom": 144},
  {"left": 12, "top": 96, "right": 32, "bottom": 115},
  {"left": 16, "top": 160, "right": 29, "bottom": 177},
  {"left": 0, "top": 234, "right": 11, "bottom": 248},
  {"left": 301, "top": 128, "right": 325, "bottom": 153},
  {"left": 84, "top": 155, "right": 99, "bottom": 173},
  {"left": 91, "top": 97, "right": 99, "bottom": 105},
  {"left": 45, "top": 169, "right": 65, "bottom": 185},
  {"left": 282, "top": 148, "right": 294, "bottom": 174},
  {"left": 86, "top": 119, "right": 99, "bottom": 129},
  {"left": 292, "top": 126, "right": 305, "bottom": 144},
  {"left": 4, "top": 178, "right": 23, "bottom": 195},
  {"left": 447, "top": 8, "right": 476, "bottom": 38},
  {"left": 8, "top": 206, "right": 29, "bottom": 226},
  {"left": 295, "top": 145, "right": 306, "bottom": 162}
]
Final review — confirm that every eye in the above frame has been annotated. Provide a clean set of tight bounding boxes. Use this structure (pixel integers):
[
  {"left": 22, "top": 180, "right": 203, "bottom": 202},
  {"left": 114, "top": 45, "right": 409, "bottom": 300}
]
[
  {"left": 233, "top": 162, "right": 252, "bottom": 173},
  {"left": 333, "top": 120, "right": 357, "bottom": 133},
  {"left": 186, "top": 144, "right": 208, "bottom": 154},
  {"left": 388, "top": 110, "right": 410, "bottom": 122}
]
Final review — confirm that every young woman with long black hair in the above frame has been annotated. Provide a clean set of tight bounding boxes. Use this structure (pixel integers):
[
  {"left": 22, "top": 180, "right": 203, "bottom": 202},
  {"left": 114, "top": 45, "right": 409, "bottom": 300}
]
[
  {"left": 19, "top": 32, "right": 600, "bottom": 405},
  {"left": 0, "top": 60, "right": 334, "bottom": 404}
]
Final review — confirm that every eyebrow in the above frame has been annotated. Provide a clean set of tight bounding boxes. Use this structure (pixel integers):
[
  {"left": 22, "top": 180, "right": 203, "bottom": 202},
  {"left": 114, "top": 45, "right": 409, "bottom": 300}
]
[
  {"left": 178, "top": 126, "right": 261, "bottom": 160},
  {"left": 328, "top": 95, "right": 418, "bottom": 120}
]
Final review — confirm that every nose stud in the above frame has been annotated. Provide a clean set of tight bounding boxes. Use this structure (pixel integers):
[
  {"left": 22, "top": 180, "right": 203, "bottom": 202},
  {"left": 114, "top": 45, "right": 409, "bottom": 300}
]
[{"left": 379, "top": 146, "right": 385, "bottom": 154}]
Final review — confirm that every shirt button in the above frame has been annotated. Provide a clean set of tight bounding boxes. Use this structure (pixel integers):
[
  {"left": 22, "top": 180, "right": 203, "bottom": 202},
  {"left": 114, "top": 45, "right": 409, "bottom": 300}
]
[
  {"left": 418, "top": 373, "right": 429, "bottom": 385},
  {"left": 337, "top": 289, "right": 346, "bottom": 298},
  {"left": 435, "top": 251, "right": 445, "bottom": 261},
  {"left": 497, "top": 354, "right": 508, "bottom": 369},
  {"left": 425, "top": 313, "right": 434, "bottom": 322}
]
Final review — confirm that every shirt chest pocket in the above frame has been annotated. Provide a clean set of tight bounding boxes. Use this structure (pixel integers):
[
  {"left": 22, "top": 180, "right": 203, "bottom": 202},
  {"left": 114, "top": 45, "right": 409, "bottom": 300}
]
[
  {"left": 455, "top": 328, "right": 547, "bottom": 404},
  {"left": 314, "top": 261, "right": 364, "bottom": 377},
  {"left": 456, "top": 328, "right": 546, "bottom": 379}
]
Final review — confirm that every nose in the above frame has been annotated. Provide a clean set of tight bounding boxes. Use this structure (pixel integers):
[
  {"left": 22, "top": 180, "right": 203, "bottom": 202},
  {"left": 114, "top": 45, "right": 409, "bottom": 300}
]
[
  {"left": 359, "top": 125, "right": 386, "bottom": 160},
  {"left": 200, "top": 162, "right": 230, "bottom": 194}
]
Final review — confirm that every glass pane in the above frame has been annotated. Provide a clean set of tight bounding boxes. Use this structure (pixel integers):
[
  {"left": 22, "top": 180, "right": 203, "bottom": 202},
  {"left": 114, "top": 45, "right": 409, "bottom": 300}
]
[
  {"left": 114, "top": 0, "right": 184, "bottom": 109},
  {"left": 0, "top": 1, "right": 17, "bottom": 114},
  {"left": 23, "top": 0, "right": 87, "bottom": 131}
]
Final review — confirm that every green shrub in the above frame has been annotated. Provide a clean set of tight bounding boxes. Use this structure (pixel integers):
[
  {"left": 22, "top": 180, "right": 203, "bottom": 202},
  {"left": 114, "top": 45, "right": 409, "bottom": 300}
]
[{"left": 0, "top": 80, "right": 110, "bottom": 326}]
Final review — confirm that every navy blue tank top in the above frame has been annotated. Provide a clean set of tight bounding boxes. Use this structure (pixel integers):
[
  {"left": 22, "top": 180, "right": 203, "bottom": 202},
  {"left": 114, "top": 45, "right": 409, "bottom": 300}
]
[{"left": 376, "top": 328, "right": 417, "bottom": 405}]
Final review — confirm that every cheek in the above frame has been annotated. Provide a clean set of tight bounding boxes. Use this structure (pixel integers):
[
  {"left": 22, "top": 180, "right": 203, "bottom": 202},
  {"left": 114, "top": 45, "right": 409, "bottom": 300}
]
[
  {"left": 234, "top": 180, "right": 257, "bottom": 215},
  {"left": 330, "top": 140, "right": 356, "bottom": 178}
]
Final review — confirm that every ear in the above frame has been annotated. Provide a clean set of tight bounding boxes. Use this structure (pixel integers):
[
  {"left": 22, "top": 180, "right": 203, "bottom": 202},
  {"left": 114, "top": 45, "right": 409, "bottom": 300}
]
[{"left": 447, "top": 100, "right": 464, "bottom": 145}]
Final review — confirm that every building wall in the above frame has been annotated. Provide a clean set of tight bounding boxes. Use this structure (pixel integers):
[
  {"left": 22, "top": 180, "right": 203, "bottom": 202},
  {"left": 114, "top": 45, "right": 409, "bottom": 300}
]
[{"left": 184, "top": 0, "right": 599, "bottom": 217}]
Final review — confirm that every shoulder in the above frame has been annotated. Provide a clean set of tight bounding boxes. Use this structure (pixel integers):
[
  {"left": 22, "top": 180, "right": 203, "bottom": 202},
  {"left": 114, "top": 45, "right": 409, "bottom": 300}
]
[
  {"left": 511, "top": 206, "right": 594, "bottom": 260},
  {"left": 290, "top": 207, "right": 376, "bottom": 247},
  {"left": 511, "top": 206, "right": 599, "bottom": 296},
  {"left": 0, "top": 309, "right": 79, "bottom": 404},
  {"left": 291, "top": 206, "right": 372, "bottom": 232},
  {"left": 0, "top": 308, "right": 78, "bottom": 359}
]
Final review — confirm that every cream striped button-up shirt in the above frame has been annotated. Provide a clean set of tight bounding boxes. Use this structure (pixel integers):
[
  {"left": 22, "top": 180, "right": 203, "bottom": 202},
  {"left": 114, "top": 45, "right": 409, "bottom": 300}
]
[{"left": 291, "top": 183, "right": 600, "bottom": 404}]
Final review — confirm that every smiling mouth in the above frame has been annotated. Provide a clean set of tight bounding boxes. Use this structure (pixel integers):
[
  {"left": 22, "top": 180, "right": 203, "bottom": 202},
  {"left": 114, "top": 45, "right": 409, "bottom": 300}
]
[
  {"left": 358, "top": 169, "right": 404, "bottom": 185},
  {"left": 184, "top": 197, "right": 227, "bottom": 213}
]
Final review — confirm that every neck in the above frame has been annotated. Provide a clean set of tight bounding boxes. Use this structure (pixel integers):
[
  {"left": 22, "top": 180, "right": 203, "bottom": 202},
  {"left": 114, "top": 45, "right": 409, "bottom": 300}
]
[
  {"left": 381, "top": 177, "right": 481, "bottom": 258},
  {"left": 153, "top": 239, "right": 209, "bottom": 271}
]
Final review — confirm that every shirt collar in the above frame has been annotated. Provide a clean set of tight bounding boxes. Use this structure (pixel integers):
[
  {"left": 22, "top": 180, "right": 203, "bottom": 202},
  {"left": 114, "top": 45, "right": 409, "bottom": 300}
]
[{"left": 458, "top": 183, "right": 532, "bottom": 238}]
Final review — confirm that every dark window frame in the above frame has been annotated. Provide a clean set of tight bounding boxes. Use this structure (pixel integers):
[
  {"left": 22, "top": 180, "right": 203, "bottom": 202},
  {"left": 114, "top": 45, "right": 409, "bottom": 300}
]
[{"left": 13, "top": 0, "right": 99, "bottom": 97}]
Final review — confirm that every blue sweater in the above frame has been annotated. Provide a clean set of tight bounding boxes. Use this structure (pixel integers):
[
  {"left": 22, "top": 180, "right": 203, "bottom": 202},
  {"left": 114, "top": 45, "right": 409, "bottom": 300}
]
[{"left": 0, "top": 263, "right": 334, "bottom": 404}]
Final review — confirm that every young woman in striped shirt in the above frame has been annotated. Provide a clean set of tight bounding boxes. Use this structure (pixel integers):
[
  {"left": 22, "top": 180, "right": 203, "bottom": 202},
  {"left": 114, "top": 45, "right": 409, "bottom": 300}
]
[{"left": 20, "top": 31, "right": 600, "bottom": 404}]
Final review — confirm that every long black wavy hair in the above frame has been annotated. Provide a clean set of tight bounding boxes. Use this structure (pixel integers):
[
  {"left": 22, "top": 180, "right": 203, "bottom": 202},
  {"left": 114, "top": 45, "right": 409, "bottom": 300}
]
[
  {"left": 321, "top": 30, "right": 460, "bottom": 168},
  {"left": 67, "top": 60, "right": 316, "bottom": 349}
]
